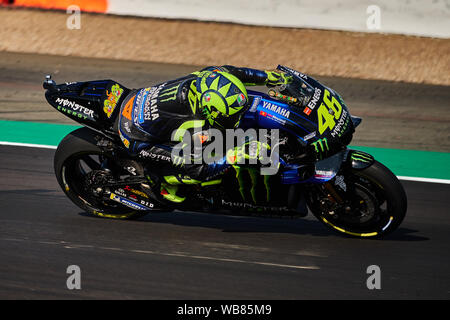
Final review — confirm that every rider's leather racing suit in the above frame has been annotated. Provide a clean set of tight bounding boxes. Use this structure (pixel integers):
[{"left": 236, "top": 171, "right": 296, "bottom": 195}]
[{"left": 117, "top": 66, "right": 284, "bottom": 183}]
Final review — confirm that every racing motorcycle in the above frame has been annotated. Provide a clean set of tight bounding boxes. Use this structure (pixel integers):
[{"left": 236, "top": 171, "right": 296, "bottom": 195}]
[{"left": 43, "top": 66, "right": 407, "bottom": 238}]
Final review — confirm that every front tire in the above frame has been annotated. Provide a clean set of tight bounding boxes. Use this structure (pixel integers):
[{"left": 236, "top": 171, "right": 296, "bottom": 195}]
[{"left": 308, "top": 160, "right": 407, "bottom": 238}]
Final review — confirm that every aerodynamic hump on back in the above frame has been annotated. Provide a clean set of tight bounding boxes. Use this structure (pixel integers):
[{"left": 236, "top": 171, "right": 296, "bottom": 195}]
[{"left": 44, "top": 75, "right": 130, "bottom": 132}]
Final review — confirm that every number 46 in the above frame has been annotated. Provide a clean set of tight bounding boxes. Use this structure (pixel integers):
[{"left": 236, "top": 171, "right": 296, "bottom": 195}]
[{"left": 317, "top": 89, "right": 342, "bottom": 135}]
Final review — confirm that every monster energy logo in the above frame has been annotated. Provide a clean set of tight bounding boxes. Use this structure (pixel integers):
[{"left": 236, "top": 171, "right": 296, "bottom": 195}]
[
  {"left": 172, "top": 154, "right": 185, "bottom": 167},
  {"left": 221, "top": 199, "right": 289, "bottom": 212},
  {"left": 311, "top": 138, "right": 329, "bottom": 153},
  {"left": 187, "top": 81, "right": 198, "bottom": 114},
  {"left": 233, "top": 166, "right": 271, "bottom": 204},
  {"left": 159, "top": 84, "right": 180, "bottom": 102},
  {"left": 311, "top": 138, "right": 329, "bottom": 159},
  {"left": 351, "top": 151, "right": 373, "bottom": 163}
]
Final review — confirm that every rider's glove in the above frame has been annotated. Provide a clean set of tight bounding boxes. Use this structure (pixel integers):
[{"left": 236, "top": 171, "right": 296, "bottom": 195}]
[
  {"left": 264, "top": 71, "right": 293, "bottom": 87},
  {"left": 226, "top": 140, "right": 271, "bottom": 165}
]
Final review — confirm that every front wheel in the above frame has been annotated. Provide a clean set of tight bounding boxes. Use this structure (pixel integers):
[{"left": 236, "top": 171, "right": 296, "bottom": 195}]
[{"left": 307, "top": 161, "right": 407, "bottom": 238}]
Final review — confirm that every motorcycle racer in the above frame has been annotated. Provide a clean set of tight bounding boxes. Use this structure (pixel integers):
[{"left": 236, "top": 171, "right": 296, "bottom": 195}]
[
  {"left": 117, "top": 66, "right": 292, "bottom": 202},
  {"left": 46, "top": 64, "right": 407, "bottom": 236}
]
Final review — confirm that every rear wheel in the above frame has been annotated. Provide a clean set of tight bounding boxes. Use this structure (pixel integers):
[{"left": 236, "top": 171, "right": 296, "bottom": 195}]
[
  {"left": 308, "top": 161, "right": 407, "bottom": 238},
  {"left": 54, "top": 128, "right": 148, "bottom": 219}
]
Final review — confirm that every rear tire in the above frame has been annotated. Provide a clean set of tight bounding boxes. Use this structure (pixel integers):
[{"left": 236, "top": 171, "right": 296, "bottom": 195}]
[
  {"left": 309, "top": 161, "right": 407, "bottom": 238},
  {"left": 54, "top": 128, "right": 147, "bottom": 219}
]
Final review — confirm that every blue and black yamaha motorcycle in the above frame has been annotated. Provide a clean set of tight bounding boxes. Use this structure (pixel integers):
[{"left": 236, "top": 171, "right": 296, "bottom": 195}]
[{"left": 44, "top": 66, "right": 407, "bottom": 238}]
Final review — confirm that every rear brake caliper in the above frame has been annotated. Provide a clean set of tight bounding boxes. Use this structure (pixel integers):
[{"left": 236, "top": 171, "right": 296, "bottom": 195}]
[{"left": 84, "top": 170, "right": 114, "bottom": 198}]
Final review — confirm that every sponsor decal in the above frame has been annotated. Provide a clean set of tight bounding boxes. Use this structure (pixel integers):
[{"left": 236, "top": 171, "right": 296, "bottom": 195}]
[
  {"left": 315, "top": 170, "right": 335, "bottom": 178},
  {"left": 109, "top": 193, "right": 152, "bottom": 210},
  {"left": 124, "top": 185, "right": 149, "bottom": 199},
  {"left": 122, "top": 98, "right": 134, "bottom": 121},
  {"left": 331, "top": 109, "right": 349, "bottom": 138},
  {"left": 249, "top": 96, "right": 261, "bottom": 112},
  {"left": 129, "top": 194, "right": 138, "bottom": 200},
  {"left": 335, "top": 175, "right": 347, "bottom": 192},
  {"left": 140, "top": 200, "right": 154, "bottom": 208},
  {"left": 192, "top": 130, "right": 210, "bottom": 144},
  {"left": 104, "top": 84, "right": 124, "bottom": 118},
  {"left": 317, "top": 89, "right": 347, "bottom": 135},
  {"left": 261, "top": 101, "right": 290, "bottom": 118},
  {"left": 237, "top": 93, "right": 246, "bottom": 106},
  {"left": 351, "top": 151, "right": 373, "bottom": 163},
  {"left": 139, "top": 83, "right": 166, "bottom": 122},
  {"left": 139, "top": 149, "right": 172, "bottom": 162},
  {"left": 311, "top": 138, "right": 329, "bottom": 155},
  {"left": 259, "top": 110, "right": 285, "bottom": 124},
  {"left": 114, "top": 188, "right": 127, "bottom": 197},
  {"left": 303, "top": 107, "right": 312, "bottom": 116},
  {"left": 135, "top": 89, "right": 146, "bottom": 124},
  {"left": 159, "top": 84, "right": 179, "bottom": 103},
  {"left": 259, "top": 105, "right": 287, "bottom": 125},
  {"left": 123, "top": 121, "right": 132, "bottom": 133},
  {"left": 125, "top": 166, "right": 137, "bottom": 176},
  {"left": 307, "top": 87, "right": 322, "bottom": 110},
  {"left": 198, "top": 134, "right": 208, "bottom": 144},
  {"left": 303, "top": 131, "right": 316, "bottom": 141},
  {"left": 55, "top": 98, "right": 95, "bottom": 119},
  {"left": 221, "top": 199, "right": 289, "bottom": 212},
  {"left": 268, "top": 114, "right": 286, "bottom": 125},
  {"left": 119, "top": 131, "right": 130, "bottom": 148},
  {"left": 282, "top": 66, "right": 308, "bottom": 80}
]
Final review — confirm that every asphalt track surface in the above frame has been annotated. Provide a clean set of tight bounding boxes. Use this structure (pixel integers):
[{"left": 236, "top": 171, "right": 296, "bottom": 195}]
[
  {"left": 0, "top": 52, "right": 449, "bottom": 299},
  {"left": 1, "top": 145, "right": 449, "bottom": 299}
]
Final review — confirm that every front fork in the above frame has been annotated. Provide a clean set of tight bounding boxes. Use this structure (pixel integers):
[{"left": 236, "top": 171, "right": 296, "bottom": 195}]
[{"left": 305, "top": 148, "right": 375, "bottom": 214}]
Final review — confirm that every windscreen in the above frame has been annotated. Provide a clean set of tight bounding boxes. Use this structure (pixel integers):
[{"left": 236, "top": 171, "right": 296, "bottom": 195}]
[{"left": 276, "top": 65, "right": 355, "bottom": 148}]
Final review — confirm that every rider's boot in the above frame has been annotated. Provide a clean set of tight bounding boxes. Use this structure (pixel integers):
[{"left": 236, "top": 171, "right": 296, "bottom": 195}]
[{"left": 159, "top": 175, "right": 202, "bottom": 203}]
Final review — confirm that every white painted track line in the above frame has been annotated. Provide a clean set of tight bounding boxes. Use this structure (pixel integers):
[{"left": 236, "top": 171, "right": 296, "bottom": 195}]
[{"left": 1, "top": 141, "right": 449, "bottom": 185}]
